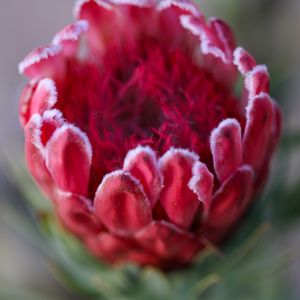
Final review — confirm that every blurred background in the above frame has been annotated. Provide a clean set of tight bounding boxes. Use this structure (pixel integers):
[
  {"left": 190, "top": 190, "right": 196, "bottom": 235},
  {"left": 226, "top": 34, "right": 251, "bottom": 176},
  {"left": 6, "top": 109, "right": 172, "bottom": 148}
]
[{"left": 0, "top": 0, "right": 299, "bottom": 299}]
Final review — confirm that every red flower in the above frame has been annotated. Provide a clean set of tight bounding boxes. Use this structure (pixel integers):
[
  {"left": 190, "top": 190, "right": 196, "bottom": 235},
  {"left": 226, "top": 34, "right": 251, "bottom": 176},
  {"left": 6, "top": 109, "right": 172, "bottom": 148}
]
[{"left": 19, "top": 0, "right": 281, "bottom": 269}]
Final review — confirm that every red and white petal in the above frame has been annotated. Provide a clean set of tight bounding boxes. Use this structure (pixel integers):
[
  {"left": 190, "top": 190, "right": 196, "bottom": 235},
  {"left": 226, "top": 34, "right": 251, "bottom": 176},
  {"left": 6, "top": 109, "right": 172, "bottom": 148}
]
[
  {"left": 243, "top": 93, "right": 274, "bottom": 172},
  {"left": 188, "top": 161, "right": 214, "bottom": 213},
  {"left": 45, "top": 124, "right": 92, "bottom": 196},
  {"left": 19, "top": 79, "right": 38, "bottom": 127},
  {"left": 123, "top": 146, "right": 163, "bottom": 208},
  {"left": 209, "top": 18, "right": 236, "bottom": 60},
  {"left": 30, "top": 78, "right": 57, "bottom": 116},
  {"left": 158, "top": 148, "right": 200, "bottom": 229},
  {"left": 135, "top": 220, "right": 199, "bottom": 259},
  {"left": 203, "top": 165, "right": 254, "bottom": 242},
  {"left": 55, "top": 192, "right": 102, "bottom": 239},
  {"left": 18, "top": 45, "right": 64, "bottom": 79},
  {"left": 210, "top": 118, "right": 243, "bottom": 182},
  {"left": 157, "top": 0, "right": 201, "bottom": 17},
  {"left": 94, "top": 170, "right": 152, "bottom": 237},
  {"left": 52, "top": 20, "right": 89, "bottom": 57},
  {"left": 233, "top": 47, "right": 256, "bottom": 75},
  {"left": 25, "top": 114, "right": 54, "bottom": 198},
  {"left": 245, "top": 65, "right": 270, "bottom": 98}
]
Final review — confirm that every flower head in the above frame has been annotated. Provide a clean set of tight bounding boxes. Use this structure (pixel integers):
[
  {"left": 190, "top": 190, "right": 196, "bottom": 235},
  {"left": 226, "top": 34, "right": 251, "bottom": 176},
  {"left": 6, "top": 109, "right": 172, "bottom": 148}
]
[{"left": 19, "top": 0, "right": 281, "bottom": 269}]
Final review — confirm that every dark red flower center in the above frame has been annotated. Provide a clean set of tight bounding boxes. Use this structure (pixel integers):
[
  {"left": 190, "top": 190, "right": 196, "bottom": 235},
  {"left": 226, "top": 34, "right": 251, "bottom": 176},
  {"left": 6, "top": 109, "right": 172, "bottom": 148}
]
[{"left": 55, "top": 36, "right": 244, "bottom": 197}]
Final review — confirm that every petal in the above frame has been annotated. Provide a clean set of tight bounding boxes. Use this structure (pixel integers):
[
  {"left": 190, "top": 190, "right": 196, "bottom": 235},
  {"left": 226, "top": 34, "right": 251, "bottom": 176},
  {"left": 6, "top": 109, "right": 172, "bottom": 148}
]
[
  {"left": 243, "top": 93, "right": 274, "bottom": 171},
  {"left": 209, "top": 18, "right": 236, "bottom": 60},
  {"left": 245, "top": 65, "right": 270, "bottom": 98},
  {"left": 203, "top": 165, "right": 254, "bottom": 242},
  {"left": 94, "top": 170, "right": 152, "bottom": 236},
  {"left": 157, "top": 0, "right": 201, "bottom": 17},
  {"left": 45, "top": 124, "right": 92, "bottom": 195},
  {"left": 52, "top": 20, "right": 89, "bottom": 56},
  {"left": 25, "top": 114, "right": 54, "bottom": 198},
  {"left": 19, "top": 79, "right": 38, "bottom": 127},
  {"left": 30, "top": 78, "right": 57, "bottom": 116},
  {"left": 86, "top": 232, "right": 160, "bottom": 266},
  {"left": 18, "top": 45, "right": 64, "bottom": 79},
  {"left": 158, "top": 148, "right": 200, "bottom": 229},
  {"left": 210, "top": 118, "right": 243, "bottom": 182},
  {"left": 56, "top": 192, "right": 102, "bottom": 239},
  {"left": 188, "top": 161, "right": 214, "bottom": 213},
  {"left": 233, "top": 47, "right": 256, "bottom": 75},
  {"left": 135, "top": 221, "right": 199, "bottom": 260},
  {"left": 123, "top": 146, "right": 163, "bottom": 208}
]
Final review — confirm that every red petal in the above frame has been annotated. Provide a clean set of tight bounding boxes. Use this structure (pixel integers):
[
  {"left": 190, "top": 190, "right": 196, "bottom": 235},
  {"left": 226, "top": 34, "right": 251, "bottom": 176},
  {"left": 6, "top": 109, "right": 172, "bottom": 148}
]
[
  {"left": 124, "top": 146, "right": 163, "bottom": 208},
  {"left": 210, "top": 119, "right": 243, "bottom": 182},
  {"left": 233, "top": 47, "right": 256, "bottom": 75},
  {"left": 135, "top": 220, "right": 199, "bottom": 259},
  {"left": 45, "top": 124, "right": 92, "bottom": 195},
  {"left": 56, "top": 192, "right": 102, "bottom": 239},
  {"left": 157, "top": 0, "right": 201, "bottom": 17},
  {"left": 159, "top": 148, "right": 200, "bottom": 229},
  {"left": 18, "top": 45, "right": 64, "bottom": 79},
  {"left": 188, "top": 161, "right": 214, "bottom": 213},
  {"left": 94, "top": 171, "right": 152, "bottom": 236},
  {"left": 30, "top": 78, "right": 57, "bottom": 116},
  {"left": 245, "top": 65, "right": 270, "bottom": 98},
  {"left": 25, "top": 115, "right": 55, "bottom": 198},
  {"left": 86, "top": 232, "right": 160, "bottom": 266},
  {"left": 209, "top": 18, "right": 236, "bottom": 60},
  {"left": 243, "top": 94, "right": 274, "bottom": 171},
  {"left": 19, "top": 79, "right": 38, "bottom": 127},
  {"left": 52, "top": 20, "right": 89, "bottom": 56},
  {"left": 202, "top": 165, "right": 254, "bottom": 242}
]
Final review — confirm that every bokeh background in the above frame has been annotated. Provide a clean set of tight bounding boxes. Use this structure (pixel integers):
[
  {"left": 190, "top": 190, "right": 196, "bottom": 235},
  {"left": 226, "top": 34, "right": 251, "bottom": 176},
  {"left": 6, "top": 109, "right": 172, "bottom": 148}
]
[{"left": 0, "top": 0, "right": 300, "bottom": 299}]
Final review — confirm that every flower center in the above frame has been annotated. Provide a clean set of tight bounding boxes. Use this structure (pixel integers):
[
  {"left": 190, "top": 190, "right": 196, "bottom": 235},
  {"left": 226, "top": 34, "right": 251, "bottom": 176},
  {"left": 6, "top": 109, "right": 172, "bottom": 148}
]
[{"left": 56, "top": 38, "right": 244, "bottom": 197}]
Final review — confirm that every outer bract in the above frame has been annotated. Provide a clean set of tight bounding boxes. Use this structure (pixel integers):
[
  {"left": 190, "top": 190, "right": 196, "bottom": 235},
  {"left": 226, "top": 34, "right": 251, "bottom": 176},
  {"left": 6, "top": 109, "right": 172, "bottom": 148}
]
[{"left": 19, "top": 0, "right": 281, "bottom": 270}]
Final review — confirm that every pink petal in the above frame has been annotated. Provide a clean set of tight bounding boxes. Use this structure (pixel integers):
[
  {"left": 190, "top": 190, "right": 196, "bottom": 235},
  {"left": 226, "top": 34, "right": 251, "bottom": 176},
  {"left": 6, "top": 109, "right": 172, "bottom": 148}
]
[
  {"left": 94, "top": 171, "right": 152, "bottom": 236},
  {"left": 135, "top": 220, "right": 199, "bottom": 259},
  {"left": 209, "top": 18, "right": 236, "bottom": 60},
  {"left": 86, "top": 232, "right": 160, "bottom": 266},
  {"left": 245, "top": 65, "right": 270, "bottom": 98},
  {"left": 45, "top": 124, "right": 92, "bottom": 196},
  {"left": 19, "top": 79, "right": 38, "bottom": 127},
  {"left": 56, "top": 192, "right": 102, "bottom": 239},
  {"left": 157, "top": 0, "right": 201, "bottom": 17},
  {"left": 210, "top": 118, "right": 243, "bottom": 182},
  {"left": 203, "top": 165, "right": 254, "bottom": 242},
  {"left": 52, "top": 20, "right": 89, "bottom": 56},
  {"left": 25, "top": 114, "right": 55, "bottom": 198},
  {"left": 159, "top": 148, "right": 200, "bottom": 229},
  {"left": 124, "top": 146, "right": 163, "bottom": 208},
  {"left": 188, "top": 161, "right": 214, "bottom": 213},
  {"left": 30, "top": 78, "right": 57, "bottom": 116},
  {"left": 18, "top": 45, "right": 64, "bottom": 79},
  {"left": 243, "top": 93, "right": 274, "bottom": 171},
  {"left": 233, "top": 47, "right": 256, "bottom": 75}
]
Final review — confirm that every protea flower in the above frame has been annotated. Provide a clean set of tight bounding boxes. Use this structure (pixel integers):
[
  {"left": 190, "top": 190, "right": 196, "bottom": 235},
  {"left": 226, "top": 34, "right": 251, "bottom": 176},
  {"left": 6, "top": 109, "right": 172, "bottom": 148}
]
[{"left": 19, "top": 0, "right": 281, "bottom": 270}]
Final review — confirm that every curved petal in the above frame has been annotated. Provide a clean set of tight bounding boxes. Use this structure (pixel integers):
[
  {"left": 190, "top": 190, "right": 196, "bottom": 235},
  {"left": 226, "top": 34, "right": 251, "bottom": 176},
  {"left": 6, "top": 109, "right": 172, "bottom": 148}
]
[
  {"left": 243, "top": 93, "right": 274, "bottom": 172},
  {"left": 18, "top": 45, "right": 64, "bottom": 79},
  {"left": 45, "top": 124, "right": 92, "bottom": 195},
  {"left": 135, "top": 220, "right": 199, "bottom": 260},
  {"left": 86, "top": 232, "right": 160, "bottom": 266},
  {"left": 233, "top": 47, "right": 256, "bottom": 75},
  {"left": 19, "top": 79, "right": 38, "bottom": 127},
  {"left": 202, "top": 165, "right": 254, "bottom": 242},
  {"left": 25, "top": 113, "right": 60, "bottom": 198},
  {"left": 210, "top": 118, "right": 243, "bottom": 182},
  {"left": 94, "top": 170, "right": 152, "bottom": 236},
  {"left": 158, "top": 148, "right": 200, "bottom": 229},
  {"left": 124, "top": 146, "right": 163, "bottom": 208},
  {"left": 188, "top": 161, "right": 214, "bottom": 213},
  {"left": 52, "top": 20, "right": 89, "bottom": 56},
  {"left": 56, "top": 192, "right": 102, "bottom": 239},
  {"left": 245, "top": 65, "right": 270, "bottom": 98}
]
